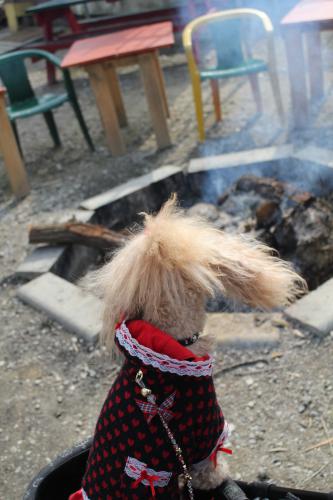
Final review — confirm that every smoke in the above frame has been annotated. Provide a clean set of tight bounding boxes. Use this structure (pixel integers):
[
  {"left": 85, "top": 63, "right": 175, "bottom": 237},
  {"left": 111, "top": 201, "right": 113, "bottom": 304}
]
[{"left": 198, "top": 155, "right": 333, "bottom": 204}]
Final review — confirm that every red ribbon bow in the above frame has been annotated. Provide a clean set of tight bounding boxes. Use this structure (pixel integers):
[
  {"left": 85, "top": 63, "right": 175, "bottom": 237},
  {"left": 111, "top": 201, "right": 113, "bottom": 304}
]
[
  {"left": 132, "top": 469, "right": 160, "bottom": 497},
  {"left": 135, "top": 391, "right": 176, "bottom": 424},
  {"left": 209, "top": 444, "right": 233, "bottom": 468}
]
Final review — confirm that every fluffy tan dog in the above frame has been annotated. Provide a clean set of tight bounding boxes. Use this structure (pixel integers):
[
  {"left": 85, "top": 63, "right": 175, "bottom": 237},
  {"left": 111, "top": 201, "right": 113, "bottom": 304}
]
[{"left": 72, "top": 195, "right": 306, "bottom": 500}]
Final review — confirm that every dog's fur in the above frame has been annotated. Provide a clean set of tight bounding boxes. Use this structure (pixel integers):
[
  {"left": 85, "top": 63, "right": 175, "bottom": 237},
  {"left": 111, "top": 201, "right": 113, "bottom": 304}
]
[{"left": 91, "top": 195, "right": 306, "bottom": 491}]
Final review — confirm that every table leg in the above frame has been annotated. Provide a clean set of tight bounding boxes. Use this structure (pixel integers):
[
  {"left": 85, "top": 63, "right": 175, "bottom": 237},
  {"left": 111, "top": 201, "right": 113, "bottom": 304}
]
[
  {"left": 37, "top": 13, "right": 57, "bottom": 85},
  {"left": 86, "top": 64, "right": 125, "bottom": 156},
  {"left": 284, "top": 27, "right": 308, "bottom": 128},
  {"left": 152, "top": 51, "right": 170, "bottom": 118},
  {"left": 305, "top": 27, "right": 324, "bottom": 103},
  {"left": 0, "top": 96, "right": 29, "bottom": 198},
  {"left": 139, "top": 52, "right": 171, "bottom": 149},
  {"left": 65, "top": 8, "right": 82, "bottom": 33},
  {"left": 103, "top": 62, "right": 128, "bottom": 128}
]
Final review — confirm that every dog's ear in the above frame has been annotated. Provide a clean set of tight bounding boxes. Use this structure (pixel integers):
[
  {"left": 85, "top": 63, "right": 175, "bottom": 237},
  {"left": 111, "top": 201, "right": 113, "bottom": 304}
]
[
  {"left": 211, "top": 233, "right": 307, "bottom": 309},
  {"left": 93, "top": 233, "right": 151, "bottom": 350}
]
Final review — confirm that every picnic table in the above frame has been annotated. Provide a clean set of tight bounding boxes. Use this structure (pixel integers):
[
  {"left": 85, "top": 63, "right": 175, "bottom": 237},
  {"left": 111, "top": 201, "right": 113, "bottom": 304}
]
[
  {"left": 0, "top": 88, "right": 30, "bottom": 198},
  {"left": 281, "top": 0, "right": 333, "bottom": 128},
  {"left": 61, "top": 21, "right": 174, "bottom": 156},
  {"left": 27, "top": 0, "right": 104, "bottom": 83},
  {"left": 28, "top": 0, "right": 87, "bottom": 36},
  {"left": 27, "top": 0, "right": 184, "bottom": 83}
]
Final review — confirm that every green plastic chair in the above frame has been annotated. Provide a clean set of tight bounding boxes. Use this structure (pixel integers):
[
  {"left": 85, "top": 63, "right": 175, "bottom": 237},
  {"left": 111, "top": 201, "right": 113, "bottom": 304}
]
[{"left": 0, "top": 49, "right": 94, "bottom": 152}]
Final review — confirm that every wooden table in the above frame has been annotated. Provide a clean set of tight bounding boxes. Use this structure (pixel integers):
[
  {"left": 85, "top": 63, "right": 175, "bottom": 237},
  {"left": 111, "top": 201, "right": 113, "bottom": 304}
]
[
  {"left": 0, "top": 88, "right": 30, "bottom": 198},
  {"left": 61, "top": 22, "right": 174, "bottom": 156},
  {"left": 281, "top": 0, "right": 333, "bottom": 128}
]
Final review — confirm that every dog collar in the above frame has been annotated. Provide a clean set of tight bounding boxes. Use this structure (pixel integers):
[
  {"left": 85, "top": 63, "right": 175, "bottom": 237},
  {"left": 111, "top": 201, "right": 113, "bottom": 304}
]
[
  {"left": 115, "top": 321, "right": 213, "bottom": 377},
  {"left": 179, "top": 332, "right": 200, "bottom": 347}
]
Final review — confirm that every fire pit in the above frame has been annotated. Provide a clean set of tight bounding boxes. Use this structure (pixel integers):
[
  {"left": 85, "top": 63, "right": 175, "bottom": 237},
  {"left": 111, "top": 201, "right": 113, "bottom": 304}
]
[
  {"left": 17, "top": 143, "right": 333, "bottom": 341},
  {"left": 188, "top": 173, "right": 333, "bottom": 291}
]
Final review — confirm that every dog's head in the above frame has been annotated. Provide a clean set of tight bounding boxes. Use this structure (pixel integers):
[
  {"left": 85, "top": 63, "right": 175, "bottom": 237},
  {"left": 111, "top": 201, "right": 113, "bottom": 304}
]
[{"left": 92, "top": 195, "right": 306, "bottom": 350}]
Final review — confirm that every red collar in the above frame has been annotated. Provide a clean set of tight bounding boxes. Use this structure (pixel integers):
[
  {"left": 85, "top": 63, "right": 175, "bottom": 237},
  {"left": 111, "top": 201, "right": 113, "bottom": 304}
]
[
  {"left": 125, "top": 319, "right": 208, "bottom": 362},
  {"left": 115, "top": 321, "right": 213, "bottom": 377}
]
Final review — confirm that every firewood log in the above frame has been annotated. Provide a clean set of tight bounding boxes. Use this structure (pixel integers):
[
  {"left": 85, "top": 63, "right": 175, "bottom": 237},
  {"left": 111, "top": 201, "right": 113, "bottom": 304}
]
[{"left": 29, "top": 223, "right": 127, "bottom": 250}]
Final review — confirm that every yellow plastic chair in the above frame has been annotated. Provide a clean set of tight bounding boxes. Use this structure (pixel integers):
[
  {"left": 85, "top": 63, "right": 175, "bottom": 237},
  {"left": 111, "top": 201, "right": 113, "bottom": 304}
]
[{"left": 182, "top": 8, "right": 284, "bottom": 142}]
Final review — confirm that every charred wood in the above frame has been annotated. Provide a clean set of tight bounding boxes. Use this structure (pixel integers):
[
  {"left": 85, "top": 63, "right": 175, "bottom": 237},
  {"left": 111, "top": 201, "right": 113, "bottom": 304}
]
[{"left": 29, "top": 223, "right": 127, "bottom": 250}]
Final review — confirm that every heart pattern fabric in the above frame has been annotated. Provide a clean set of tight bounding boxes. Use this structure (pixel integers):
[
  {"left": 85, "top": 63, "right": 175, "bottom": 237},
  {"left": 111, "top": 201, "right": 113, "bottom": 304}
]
[{"left": 75, "top": 320, "right": 226, "bottom": 499}]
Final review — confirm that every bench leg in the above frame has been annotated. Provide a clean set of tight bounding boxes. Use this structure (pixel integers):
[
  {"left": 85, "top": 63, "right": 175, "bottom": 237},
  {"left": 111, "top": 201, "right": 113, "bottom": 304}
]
[
  {"left": 39, "top": 14, "right": 57, "bottom": 84},
  {"left": 0, "top": 96, "right": 29, "bottom": 198}
]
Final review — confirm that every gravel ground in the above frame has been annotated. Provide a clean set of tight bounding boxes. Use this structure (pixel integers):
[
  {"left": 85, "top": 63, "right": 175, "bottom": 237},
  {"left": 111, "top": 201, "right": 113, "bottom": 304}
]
[{"left": 1, "top": 33, "right": 333, "bottom": 499}]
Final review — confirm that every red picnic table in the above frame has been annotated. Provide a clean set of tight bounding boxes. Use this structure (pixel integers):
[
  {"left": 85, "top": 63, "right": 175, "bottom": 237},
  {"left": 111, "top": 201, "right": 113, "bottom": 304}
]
[
  {"left": 281, "top": 0, "right": 333, "bottom": 128},
  {"left": 61, "top": 21, "right": 174, "bottom": 156},
  {"left": 28, "top": 0, "right": 115, "bottom": 83},
  {"left": 0, "top": 87, "right": 30, "bottom": 198},
  {"left": 27, "top": 0, "right": 186, "bottom": 84}
]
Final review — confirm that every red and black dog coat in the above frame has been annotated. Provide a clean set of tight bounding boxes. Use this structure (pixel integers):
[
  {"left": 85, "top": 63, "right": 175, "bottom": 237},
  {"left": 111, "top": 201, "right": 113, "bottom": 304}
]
[{"left": 69, "top": 320, "right": 230, "bottom": 499}]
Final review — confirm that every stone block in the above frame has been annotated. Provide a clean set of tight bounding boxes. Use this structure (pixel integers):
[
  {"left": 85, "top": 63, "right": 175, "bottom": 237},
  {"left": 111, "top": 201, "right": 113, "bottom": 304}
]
[
  {"left": 205, "top": 313, "right": 280, "bottom": 349},
  {"left": 17, "top": 272, "right": 102, "bottom": 342},
  {"left": 16, "top": 246, "right": 65, "bottom": 279},
  {"left": 58, "top": 209, "right": 95, "bottom": 224},
  {"left": 35, "top": 209, "right": 95, "bottom": 225},
  {"left": 80, "top": 165, "right": 182, "bottom": 211},
  {"left": 293, "top": 145, "right": 333, "bottom": 168},
  {"left": 285, "top": 278, "right": 333, "bottom": 334},
  {"left": 188, "top": 144, "right": 293, "bottom": 173}
]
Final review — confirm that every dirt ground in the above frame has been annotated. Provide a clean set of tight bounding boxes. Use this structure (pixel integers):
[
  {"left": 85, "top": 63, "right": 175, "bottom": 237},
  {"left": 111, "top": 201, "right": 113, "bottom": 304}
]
[{"left": 1, "top": 31, "right": 333, "bottom": 500}]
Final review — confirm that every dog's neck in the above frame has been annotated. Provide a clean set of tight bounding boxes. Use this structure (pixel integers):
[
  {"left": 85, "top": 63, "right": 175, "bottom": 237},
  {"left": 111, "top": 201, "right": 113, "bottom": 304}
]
[{"left": 141, "top": 289, "right": 214, "bottom": 357}]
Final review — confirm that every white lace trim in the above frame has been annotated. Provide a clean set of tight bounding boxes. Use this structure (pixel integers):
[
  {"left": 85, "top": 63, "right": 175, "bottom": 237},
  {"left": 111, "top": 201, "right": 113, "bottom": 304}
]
[
  {"left": 191, "top": 421, "right": 231, "bottom": 470},
  {"left": 82, "top": 489, "right": 90, "bottom": 500},
  {"left": 116, "top": 322, "right": 213, "bottom": 377},
  {"left": 125, "top": 456, "right": 172, "bottom": 487}
]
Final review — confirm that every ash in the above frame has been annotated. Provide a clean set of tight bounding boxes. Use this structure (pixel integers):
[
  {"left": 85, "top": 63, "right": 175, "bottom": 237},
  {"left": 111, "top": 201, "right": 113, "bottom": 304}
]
[{"left": 189, "top": 175, "right": 333, "bottom": 291}]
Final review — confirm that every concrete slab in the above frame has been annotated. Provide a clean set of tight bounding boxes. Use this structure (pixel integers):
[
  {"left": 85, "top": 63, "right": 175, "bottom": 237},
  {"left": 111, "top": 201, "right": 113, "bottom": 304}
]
[
  {"left": 16, "top": 246, "right": 65, "bottom": 279},
  {"left": 58, "top": 209, "right": 95, "bottom": 224},
  {"left": 293, "top": 145, "right": 333, "bottom": 168},
  {"left": 17, "top": 272, "right": 102, "bottom": 342},
  {"left": 188, "top": 144, "right": 293, "bottom": 173},
  {"left": 285, "top": 278, "right": 333, "bottom": 334},
  {"left": 32, "top": 209, "right": 95, "bottom": 226},
  {"left": 205, "top": 313, "right": 280, "bottom": 349},
  {"left": 80, "top": 165, "right": 182, "bottom": 211}
]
